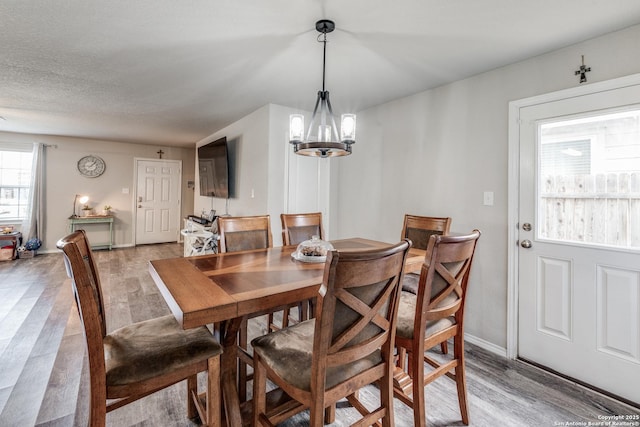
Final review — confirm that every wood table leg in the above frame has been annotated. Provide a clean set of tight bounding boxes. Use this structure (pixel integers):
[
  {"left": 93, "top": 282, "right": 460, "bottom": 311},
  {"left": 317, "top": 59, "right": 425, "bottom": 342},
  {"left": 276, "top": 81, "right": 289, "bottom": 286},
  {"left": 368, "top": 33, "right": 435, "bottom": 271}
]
[{"left": 220, "top": 317, "right": 244, "bottom": 427}]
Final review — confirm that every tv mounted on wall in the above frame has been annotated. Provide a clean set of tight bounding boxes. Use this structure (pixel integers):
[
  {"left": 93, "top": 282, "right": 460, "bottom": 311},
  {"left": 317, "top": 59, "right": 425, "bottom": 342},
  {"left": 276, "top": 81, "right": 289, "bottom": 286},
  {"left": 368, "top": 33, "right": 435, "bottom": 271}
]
[{"left": 198, "top": 136, "right": 229, "bottom": 198}]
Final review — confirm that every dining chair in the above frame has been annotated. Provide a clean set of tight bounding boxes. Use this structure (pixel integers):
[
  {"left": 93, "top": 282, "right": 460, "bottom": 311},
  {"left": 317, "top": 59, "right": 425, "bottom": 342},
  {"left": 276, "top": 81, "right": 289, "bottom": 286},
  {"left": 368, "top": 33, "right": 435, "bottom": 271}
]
[
  {"left": 400, "top": 214, "right": 452, "bottom": 354},
  {"left": 57, "top": 230, "right": 222, "bottom": 427},
  {"left": 400, "top": 214, "right": 452, "bottom": 253},
  {"left": 216, "top": 214, "right": 274, "bottom": 402},
  {"left": 251, "top": 239, "right": 411, "bottom": 427},
  {"left": 393, "top": 230, "right": 481, "bottom": 427},
  {"left": 280, "top": 211, "right": 324, "bottom": 246},
  {"left": 269, "top": 212, "right": 325, "bottom": 331},
  {"left": 217, "top": 214, "right": 273, "bottom": 253}
]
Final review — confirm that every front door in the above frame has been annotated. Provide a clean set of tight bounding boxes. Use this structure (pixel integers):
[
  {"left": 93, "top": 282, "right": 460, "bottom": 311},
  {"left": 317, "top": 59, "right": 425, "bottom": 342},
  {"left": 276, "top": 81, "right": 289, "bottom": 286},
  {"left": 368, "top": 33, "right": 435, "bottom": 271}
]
[
  {"left": 135, "top": 159, "right": 181, "bottom": 245},
  {"left": 517, "top": 83, "right": 640, "bottom": 405}
]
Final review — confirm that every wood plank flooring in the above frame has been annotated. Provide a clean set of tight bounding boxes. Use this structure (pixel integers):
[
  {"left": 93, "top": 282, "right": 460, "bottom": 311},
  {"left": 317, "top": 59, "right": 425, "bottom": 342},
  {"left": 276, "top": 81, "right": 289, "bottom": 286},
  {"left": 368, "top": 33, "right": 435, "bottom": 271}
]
[{"left": 0, "top": 243, "right": 637, "bottom": 426}]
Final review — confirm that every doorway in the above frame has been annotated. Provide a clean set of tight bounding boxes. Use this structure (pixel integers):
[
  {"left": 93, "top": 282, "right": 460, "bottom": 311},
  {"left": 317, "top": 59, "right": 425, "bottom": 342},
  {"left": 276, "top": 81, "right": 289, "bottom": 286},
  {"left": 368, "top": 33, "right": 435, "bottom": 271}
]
[
  {"left": 134, "top": 158, "right": 182, "bottom": 245},
  {"left": 508, "top": 75, "right": 640, "bottom": 406}
]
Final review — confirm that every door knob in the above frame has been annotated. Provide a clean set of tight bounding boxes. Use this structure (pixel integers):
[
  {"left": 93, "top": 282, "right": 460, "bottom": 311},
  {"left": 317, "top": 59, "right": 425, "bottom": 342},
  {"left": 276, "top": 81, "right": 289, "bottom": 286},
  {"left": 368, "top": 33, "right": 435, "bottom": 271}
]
[
  {"left": 138, "top": 204, "right": 143, "bottom": 208},
  {"left": 520, "top": 239, "right": 532, "bottom": 249},
  {"left": 522, "top": 223, "right": 532, "bottom": 232}
]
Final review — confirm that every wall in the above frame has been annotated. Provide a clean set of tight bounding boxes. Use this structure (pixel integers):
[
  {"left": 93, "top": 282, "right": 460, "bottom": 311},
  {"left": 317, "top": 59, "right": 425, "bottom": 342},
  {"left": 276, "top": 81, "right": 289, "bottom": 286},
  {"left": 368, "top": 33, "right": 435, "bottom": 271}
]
[
  {"left": 194, "top": 104, "right": 311, "bottom": 246},
  {"left": 333, "top": 24, "right": 640, "bottom": 349},
  {"left": 0, "top": 131, "right": 195, "bottom": 252}
]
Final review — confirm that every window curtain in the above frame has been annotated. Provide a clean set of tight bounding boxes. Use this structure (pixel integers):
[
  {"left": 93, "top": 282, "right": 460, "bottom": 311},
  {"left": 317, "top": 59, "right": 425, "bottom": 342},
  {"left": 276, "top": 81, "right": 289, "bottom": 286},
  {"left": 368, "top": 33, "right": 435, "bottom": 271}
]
[{"left": 21, "top": 143, "right": 45, "bottom": 243}]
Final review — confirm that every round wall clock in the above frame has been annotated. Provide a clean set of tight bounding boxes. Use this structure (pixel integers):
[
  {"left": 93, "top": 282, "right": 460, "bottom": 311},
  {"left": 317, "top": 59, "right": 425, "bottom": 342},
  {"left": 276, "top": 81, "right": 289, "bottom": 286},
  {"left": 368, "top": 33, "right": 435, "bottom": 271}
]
[{"left": 77, "top": 155, "right": 106, "bottom": 178}]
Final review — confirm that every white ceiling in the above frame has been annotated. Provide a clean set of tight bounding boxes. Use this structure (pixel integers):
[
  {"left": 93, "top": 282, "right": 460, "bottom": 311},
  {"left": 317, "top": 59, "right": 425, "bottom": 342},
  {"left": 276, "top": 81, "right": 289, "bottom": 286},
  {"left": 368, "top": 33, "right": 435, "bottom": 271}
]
[{"left": 2, "top": 1, "right": 640, "bottom": 147}]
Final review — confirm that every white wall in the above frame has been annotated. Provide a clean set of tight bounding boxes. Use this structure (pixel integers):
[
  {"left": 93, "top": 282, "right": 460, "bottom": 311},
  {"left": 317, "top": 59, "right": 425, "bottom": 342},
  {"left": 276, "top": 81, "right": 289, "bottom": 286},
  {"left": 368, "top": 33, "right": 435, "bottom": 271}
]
[
  {"left": 333, "top": 24, "right": 640, "bottom": 349},
  {"left": 0, "top": 131, "right": 195, "bottom": 252},
  {"left": 194, "top": 104, "right": 316, "bottom": 246}
]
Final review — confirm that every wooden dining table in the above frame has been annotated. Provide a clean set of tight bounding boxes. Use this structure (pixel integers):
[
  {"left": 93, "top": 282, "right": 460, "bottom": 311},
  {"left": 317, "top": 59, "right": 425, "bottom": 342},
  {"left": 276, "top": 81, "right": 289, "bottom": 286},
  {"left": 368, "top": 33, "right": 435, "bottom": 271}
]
[{"left": 149, "top": 237, "right": 425, "bottom": 426}]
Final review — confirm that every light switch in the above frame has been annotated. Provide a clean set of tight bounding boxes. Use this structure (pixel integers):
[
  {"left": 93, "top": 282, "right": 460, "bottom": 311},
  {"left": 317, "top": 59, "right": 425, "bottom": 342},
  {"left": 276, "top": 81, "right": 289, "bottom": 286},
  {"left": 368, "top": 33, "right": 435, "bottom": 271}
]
[{"left": 483, "top": 191, "right": 494, "bottom": 206}]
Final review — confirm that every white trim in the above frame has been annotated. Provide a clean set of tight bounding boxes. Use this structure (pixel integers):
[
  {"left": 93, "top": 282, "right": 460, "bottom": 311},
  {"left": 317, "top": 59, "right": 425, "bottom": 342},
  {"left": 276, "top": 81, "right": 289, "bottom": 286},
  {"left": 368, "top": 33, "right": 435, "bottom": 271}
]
[
  {"left": 465, "top": 333, "right": 507, "bottom": 358},
  {"left": 506, "top": 72, "right": 640, "bottom": 361}
]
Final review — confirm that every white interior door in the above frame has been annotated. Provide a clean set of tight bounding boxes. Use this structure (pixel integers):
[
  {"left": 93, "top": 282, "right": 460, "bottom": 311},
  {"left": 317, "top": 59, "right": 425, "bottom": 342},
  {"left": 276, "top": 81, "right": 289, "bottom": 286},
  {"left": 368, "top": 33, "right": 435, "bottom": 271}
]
[
  {"left": 135, "top": 159, "right": 181, "bottom": 245},
  {"left": 518, "top": 84, "right": 640, "bottom": 405}
]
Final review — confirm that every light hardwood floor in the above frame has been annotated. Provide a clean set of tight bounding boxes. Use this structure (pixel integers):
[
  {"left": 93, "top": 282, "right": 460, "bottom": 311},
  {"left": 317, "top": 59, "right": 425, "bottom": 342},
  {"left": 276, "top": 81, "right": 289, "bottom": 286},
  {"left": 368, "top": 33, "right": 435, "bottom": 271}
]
[{"left": 0, "top": 243, "right": 637, "bottom": 426}]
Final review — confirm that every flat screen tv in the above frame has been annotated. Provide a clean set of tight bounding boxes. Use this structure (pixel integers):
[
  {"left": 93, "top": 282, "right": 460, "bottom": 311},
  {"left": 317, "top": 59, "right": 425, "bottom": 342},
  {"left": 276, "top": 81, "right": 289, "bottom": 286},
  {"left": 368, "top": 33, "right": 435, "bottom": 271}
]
[{"left": 198, "top": 137, "right": 229, "bottom": 198}]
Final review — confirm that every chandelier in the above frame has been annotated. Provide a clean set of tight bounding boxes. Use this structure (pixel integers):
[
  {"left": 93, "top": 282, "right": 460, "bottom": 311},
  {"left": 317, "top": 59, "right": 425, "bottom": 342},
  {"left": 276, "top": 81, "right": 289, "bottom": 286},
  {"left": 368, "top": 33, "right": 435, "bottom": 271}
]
[{"left": 289, "top": 19, "right": 356, "bottom": 158}]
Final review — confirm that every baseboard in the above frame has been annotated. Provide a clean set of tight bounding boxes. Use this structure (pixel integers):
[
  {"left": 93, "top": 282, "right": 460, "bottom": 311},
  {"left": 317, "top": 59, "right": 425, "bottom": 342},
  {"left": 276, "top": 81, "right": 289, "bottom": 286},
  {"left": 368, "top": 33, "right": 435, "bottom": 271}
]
[
  {"left": 38, "top": 243, "right": 135, "bottom": 254},
  {"left": 464, "top": 333, "right": 507, "bottom": 357}
]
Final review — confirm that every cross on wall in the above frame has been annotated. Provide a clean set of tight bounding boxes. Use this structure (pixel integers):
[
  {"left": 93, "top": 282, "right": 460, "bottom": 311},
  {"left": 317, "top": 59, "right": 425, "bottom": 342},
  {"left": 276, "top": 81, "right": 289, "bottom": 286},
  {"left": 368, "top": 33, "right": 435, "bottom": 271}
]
[{"left": 575, "top": 55, "right": 591, "bottom": 84}]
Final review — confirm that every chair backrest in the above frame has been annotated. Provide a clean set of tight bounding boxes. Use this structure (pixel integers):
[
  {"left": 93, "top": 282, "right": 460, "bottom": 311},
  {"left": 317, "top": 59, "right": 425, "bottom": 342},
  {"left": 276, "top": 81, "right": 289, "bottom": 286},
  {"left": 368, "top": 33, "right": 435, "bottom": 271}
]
[
  {"left": 310, "top": 239, "right": 411, "bottom": 392},
  {"left": 280, "top": 212, "right": 324, "bottom": 246},
  {"left": 56, "top": 230, "right": 107, "bottom": 378},
  {"left": 217, "top": 215, "right": 273, "bottom": 253},
  {"left": 414, "top": 230, "right": 481, "bottom": 329},
  {"left": 400, "top": 214, "right": 452, "bottom": 250}
]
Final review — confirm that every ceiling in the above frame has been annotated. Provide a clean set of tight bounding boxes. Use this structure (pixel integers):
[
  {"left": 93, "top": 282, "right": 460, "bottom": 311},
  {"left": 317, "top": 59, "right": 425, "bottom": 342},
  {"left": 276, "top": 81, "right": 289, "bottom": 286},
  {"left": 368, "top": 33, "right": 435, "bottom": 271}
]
[{"left": 2, "top": 1, "right": 640, "bottom": 147}]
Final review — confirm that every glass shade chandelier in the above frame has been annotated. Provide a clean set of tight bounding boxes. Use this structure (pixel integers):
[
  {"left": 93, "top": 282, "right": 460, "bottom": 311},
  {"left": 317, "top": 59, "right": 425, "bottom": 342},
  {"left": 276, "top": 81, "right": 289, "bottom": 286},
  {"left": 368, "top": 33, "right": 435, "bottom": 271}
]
[{"left": 289, "top": 19, "right": 356, "bottom": 158}]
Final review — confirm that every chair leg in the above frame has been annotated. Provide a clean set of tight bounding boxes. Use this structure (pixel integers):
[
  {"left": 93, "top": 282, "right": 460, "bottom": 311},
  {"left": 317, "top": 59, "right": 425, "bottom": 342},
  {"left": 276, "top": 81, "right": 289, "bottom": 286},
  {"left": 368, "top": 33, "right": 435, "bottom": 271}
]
[
  {"left": 397, "top": 347, "right": 407, "bottom": 370},
  {"left": 324, "top": 404, "right": 335, "bottom": 424},
  {"left": 187, "top": 374, "right": 197, "bottom": 419},
  {"left": 454, "top": 333, "right": 469, "bottom": 425},
  {"left": 268, "top": 307, "right": 292, "bottom": 332},
  {"left": 310, "top": 397, "right": 326, "bottom": 427},
  {"left": 238, "top": 318, "right": 249, "bottom": 403},
  {"left": 207, "top": 356, "right": 221, "bottom": 427},
  {"left": 411, "top": 348, "right": 426, "bottom": 427},
  {"left": 252, "top": 354, "right": 267, "bottom": 427},
  {"left": 267, "top": 312, "right": 275, "bottom": 331},
  {"left": 380, "top": 370, "right": 395, "bottom": 427},
  {"left": 281, "top": 307, "right": 290, "bottom": 328},
  {"left": 441, "top": 341, "right": 449, "bottom": 354},
  {"left": 298, "top": 300, "right": 307, "bottom": 321},
  {"left": 89, "top": 377, "right": 107, "bottom": 427}
]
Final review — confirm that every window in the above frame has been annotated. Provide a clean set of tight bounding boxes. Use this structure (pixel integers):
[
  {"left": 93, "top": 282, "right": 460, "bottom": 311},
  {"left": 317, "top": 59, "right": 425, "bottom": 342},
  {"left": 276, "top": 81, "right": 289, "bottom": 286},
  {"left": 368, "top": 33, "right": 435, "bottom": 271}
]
[
  {"left": 538, "top": 108, "right": 640, "bottom": 249},
  {"left": 0, "top": 148, "right": 33, "bottom": 221}
]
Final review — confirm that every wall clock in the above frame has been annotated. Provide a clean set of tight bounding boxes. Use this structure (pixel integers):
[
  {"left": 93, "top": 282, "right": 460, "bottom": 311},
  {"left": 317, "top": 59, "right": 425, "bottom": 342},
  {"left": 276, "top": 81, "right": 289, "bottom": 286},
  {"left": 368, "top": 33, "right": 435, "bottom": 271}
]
[{"left": 77, "top": 155, "right": 106, "bottom": 178}]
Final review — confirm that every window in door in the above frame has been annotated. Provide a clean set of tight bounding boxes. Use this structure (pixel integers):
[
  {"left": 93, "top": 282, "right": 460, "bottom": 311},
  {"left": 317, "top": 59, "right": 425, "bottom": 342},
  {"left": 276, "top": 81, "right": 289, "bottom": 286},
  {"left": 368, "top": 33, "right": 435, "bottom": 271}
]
[
  {"left": 537, "top": 108, "right": 640, "bottom": 249},
  {"left": 0, "top": 148, "right": 33, "bottom": 221}
]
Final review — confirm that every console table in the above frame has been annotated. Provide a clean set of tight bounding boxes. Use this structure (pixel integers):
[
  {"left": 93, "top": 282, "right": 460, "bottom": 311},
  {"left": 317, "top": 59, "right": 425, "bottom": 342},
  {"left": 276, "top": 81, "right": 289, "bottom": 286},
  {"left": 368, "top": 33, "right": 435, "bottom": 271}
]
[
  {"left": 0, "top": 231, "right": 22, "bottom": 260},
  {"left": 68, "top": 216, "right": 114, "bottom": 250}
]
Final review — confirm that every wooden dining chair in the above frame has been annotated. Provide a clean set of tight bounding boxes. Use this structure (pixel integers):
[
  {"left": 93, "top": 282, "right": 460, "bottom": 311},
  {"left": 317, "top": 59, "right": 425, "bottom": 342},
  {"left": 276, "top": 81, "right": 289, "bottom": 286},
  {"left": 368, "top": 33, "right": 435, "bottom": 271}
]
[
  {"left": 217, "top": 214, "right": 273, "bottom": 253},
  {"left": 400, "top": 214, "right": 452, "bottom": 354},
  {"left": 280, "top": 211, "right": 324, "bottom": 246},
  {"left": 270, "top": 212, "right": 325, "bottom": 331},
  {"left": 400, "top": 214, "right": 452, "bottom": 253},
  {"left": 216, "top": 214, "right": 274, "bottom": 401},
  {"left": 252, "top": 240, "right": 411, "bottom": 427},
  {"left": 57, "top": 230, "right": 222, "bottom": 427},
  {"left": 393, "top": 230, "right": 481, "bottom": 427}
]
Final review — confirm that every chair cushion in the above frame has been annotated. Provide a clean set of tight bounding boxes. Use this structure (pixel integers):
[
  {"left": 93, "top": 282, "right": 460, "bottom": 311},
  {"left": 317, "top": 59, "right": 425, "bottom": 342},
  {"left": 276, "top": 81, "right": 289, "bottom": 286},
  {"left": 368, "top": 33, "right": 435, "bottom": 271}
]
[
  {"left": 401, "top": 272, "right": 421, "bottom": 294},
  {"left": 251, "top": 319, "right": 382, "bottom": 392},
  {"left": 104, "top": 315, "right": 222, "bottom": 387},
  {"left": 396, "top": 291, "right": 456, "bottom": 340}
]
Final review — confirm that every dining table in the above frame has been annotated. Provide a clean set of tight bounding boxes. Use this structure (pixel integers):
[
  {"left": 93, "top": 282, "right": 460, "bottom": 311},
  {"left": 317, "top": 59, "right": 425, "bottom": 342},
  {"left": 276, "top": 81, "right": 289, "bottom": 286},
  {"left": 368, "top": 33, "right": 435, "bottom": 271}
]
[{"left": 149, "top": 237, "right": 425, "bottom": 426}]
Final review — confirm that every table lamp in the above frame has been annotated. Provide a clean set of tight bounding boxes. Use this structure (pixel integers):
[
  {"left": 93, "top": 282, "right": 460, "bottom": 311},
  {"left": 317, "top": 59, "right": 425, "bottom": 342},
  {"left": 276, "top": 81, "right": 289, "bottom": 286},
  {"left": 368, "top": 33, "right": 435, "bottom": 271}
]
[{"left": 70, "top": 194, "right": 89, "bottom": 218}]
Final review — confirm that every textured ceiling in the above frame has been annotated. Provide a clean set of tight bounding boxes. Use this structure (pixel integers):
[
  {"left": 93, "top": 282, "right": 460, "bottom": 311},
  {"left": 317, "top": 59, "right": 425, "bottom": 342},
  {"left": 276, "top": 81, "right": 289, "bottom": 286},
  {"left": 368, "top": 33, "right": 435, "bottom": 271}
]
[{"left": 2, "top": 0, "right": 640, "bottom": 147}]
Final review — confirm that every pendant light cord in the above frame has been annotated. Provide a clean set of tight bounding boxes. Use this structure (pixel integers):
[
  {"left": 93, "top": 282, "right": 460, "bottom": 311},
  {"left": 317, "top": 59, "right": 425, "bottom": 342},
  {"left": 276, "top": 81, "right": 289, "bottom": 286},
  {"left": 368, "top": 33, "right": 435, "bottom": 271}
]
[{"left": 320, "top": 32, "right": 327, "bottom": 92}]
